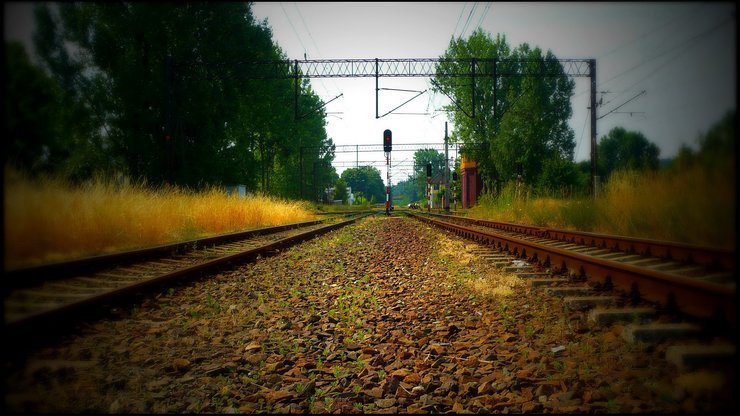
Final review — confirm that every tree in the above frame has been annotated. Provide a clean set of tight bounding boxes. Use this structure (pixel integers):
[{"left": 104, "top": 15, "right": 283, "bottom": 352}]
[
  {"left": 597, "top": 127, "right": 660, "bottom": 180},
  {"left": 412, "top": 149, "right": 446, "bottom": 197},
  {"left": 536, "top": 153, "right": 589, "bottom": 196},
  {"left": 4, "top": 40, "right": 118, "bottom": 180},
  {"left": 333, "top": 178, "right": 348, "bottom": 203},
  {"left": 433, "top": 29, "right": 575, "bottom": 193},
  {"left": 5, "top": 41, "right": 67, "bottom": 174},
  {"left": 340, "top": 166, "right": 385, "bottom": 203},
  {"left": 29, "top": 3, "right": 335, "bottom": 195},
  {"left": 393, "top": 177, "right": 420, "bottom": 206}
]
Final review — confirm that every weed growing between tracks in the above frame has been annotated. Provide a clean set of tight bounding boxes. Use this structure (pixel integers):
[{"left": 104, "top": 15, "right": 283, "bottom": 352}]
[{"left": 4, "top": 216, "right": 735, "bottom": 413}]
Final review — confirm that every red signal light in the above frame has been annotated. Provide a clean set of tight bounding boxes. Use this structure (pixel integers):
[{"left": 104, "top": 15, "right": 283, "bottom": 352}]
[{"left": 383, "top": 129, "right": 392, "bottom": 152}]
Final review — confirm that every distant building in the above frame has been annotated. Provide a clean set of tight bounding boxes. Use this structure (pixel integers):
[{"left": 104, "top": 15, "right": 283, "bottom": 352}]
[
  {"left": 324, "top": 186, "right": 354, "bottom": 204},
  {"left": 225, "top": 184, "right": 247, "bottom": 198}
]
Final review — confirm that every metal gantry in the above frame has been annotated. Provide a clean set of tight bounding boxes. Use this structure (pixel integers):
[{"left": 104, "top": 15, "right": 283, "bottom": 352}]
[
  {"left": 233, "top": 58, "right": 592, "bottom": 78},
  {"left": 239, "top": 57, "right": 598, "bottom": 196},
  {"left": 167, "top": 57, "right": 599, "bottom": 196}
]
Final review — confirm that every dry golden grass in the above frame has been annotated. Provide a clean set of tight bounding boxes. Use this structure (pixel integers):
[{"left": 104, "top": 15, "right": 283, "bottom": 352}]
[
  {"left": 467, "top": 165, "right": 735, "bottom": 249},
  {"left": 595, "top": 168, "right": 735, "bottom": 247},
  {"left": 4, "top": 167, "right": 316, "bottom": 270},
  {"left": 437, "top": 236, "right": 525, "bottom": 299}
]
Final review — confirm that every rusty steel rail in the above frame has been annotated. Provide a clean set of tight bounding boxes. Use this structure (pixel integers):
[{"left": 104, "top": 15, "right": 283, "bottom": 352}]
[
  {"left": 4, "top": 213, "right": 370, "bottom": 335},
  {"left": 4, "top": 218, "right": 334, "bottom": 293},
  {"left": 424, "top": 212, "right": 735, "bottom": 272},
  {"left": 410, "top": 213, "right": 735, "bottom": 326}
]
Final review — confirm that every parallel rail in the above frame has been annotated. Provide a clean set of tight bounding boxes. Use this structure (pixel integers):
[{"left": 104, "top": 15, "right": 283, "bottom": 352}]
[
  {"left": 410, "top": 212, "right": 735, "bottom": 326},
  {"left": 4, "top": 213, "right": 370, "bottom": 335}
]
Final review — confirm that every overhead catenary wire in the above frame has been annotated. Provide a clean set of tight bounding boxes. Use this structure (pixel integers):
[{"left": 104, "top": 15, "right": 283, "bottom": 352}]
[
  {"left": 597, "top": 3, "right": 706, "bottom": 61},
  {"left": 474, "top": 2, "right": 492, "bottom": 32},
  {"left": 597, "top": 90, "right": 645, "bottom": 120},
  {"left": 571, "top": 4, "right": 722, "bottom": 101},
  {"left": 293, "top": 3, "right": 340, "bottom": 98},
  {"left": 574, "top": 109, "right": 590, "bottom": 162},
  {"left": 598, "top": 14, "right": 733, "bottom": 91},
  {"left": 452, "top": 2, "right": 468, "bottom": 39},
  {"left": 459, "top": 2, "right": 479, "bottom": 38}
]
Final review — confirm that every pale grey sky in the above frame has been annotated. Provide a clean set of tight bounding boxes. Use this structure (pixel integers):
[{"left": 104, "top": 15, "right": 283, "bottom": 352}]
[
  {"left": 250, "top": 2, "right": 736, "bottom": 181},
  {"left": 5, "top": 2, "right": 736, "bottom": 183}
]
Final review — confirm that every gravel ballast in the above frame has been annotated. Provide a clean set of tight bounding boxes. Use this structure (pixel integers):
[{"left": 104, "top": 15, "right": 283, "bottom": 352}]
[{"left": 4, "top": 216, "right": 735, "bottom": 413}]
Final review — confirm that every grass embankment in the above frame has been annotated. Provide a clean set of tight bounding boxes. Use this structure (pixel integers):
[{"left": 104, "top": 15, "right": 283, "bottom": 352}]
[
  {"left": 4, "top": 167, "right": 316, "bottom": 270},
  {"left": 467, "top": 166, "right": 735, "bottom": 249}
]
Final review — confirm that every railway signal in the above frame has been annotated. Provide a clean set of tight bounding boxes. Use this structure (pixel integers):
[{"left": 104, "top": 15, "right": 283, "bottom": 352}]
[{"left": 383, "top": 129, "right": 392, "bottom": 214}]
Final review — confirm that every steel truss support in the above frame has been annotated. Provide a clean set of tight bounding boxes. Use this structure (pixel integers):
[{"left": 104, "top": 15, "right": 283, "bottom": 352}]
[{"left": 234, "top": 57, "right": 596, "bottom": 195}]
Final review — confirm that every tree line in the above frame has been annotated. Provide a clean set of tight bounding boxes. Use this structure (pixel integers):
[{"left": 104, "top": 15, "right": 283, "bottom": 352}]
[{"left": 5, "top": 3, "right": 336, "bottom": 198}]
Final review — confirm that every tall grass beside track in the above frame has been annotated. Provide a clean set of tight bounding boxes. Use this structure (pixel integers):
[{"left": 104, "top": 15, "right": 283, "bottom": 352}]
[
  {"left": 467, "top": 165, "right": 735, "bottom": 249},
  {"left": 3, "top": 167, "right": 316, "bottom": 270}
]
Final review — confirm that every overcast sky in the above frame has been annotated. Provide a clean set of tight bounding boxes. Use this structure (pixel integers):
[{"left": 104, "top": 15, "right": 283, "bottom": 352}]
[
  {"left": 251, "top": 2, "right": 736, "bottom": 181},
  {"left": 5, "top": 2, "right": 736, "bottom": 184}
]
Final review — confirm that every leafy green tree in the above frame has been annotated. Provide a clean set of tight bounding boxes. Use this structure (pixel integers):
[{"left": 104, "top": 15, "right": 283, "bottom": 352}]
[
  {"left": 4, "top": 40, "right": 118, "bottom": 180},
  {"left": 5, "top": 41, "right": 67, "bottom": 174},
  {"left": 672, "top": 110, "right": 734, "bottom": 177},
  {"left": 412, "top": 149, "right": 446, "bottom": 194},
  {"left": 495, "top": 44, "right": 576, "bottom": 183},
  {"left": 536, "top": 153, "right": 589, "bottom": 196},
  {"left": 29, "top": 3, "right": 335, "bottom": 195},
  {"left": 393, "top": 176, "right": 420, "bottom": 206},
  {"left": 341, "top": 166, "right": 385, "bottom": 203},
  {"left": 434, "top": 29, "right": 575, "bottom": 193},
  {"left": 333, "top": 177, "right": 348, "bottom": 203},
  {"left": 271, "top": 79, "right": 336, "bottom": 199},
  {"left": 597, "top": 127, "right": 660, "bottom": 180}
]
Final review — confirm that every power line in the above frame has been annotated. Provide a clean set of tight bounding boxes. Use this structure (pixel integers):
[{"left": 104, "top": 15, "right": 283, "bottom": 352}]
[
  {"left": 597, "top": 90, "right": 646, "bottom": 120},
  {"left": 598, "top": 14, "right": 733, "bottom": 90},
  {"left": 460, "top": 2, "right": 478, "bottom": 38},
  {"left": 620, "top": 17, "right": 732, "bottom": 94},
  {"left": 293, "top": 2, "right": 338, "bottom": 98},
  {"left": 597, "top": 3, "right": 706, "bottom": 60},
  {"left": 474, "top": 2, "right": 492, "bottom": 31},
  {"left": 453, "top": 2, "right": 468, "bottom": 39},
  {"left": 280, "top": 3, "right": 309, "bottom": 56},
  {"left": 575, "top": 109, "right": 590, "bottom": 161}
]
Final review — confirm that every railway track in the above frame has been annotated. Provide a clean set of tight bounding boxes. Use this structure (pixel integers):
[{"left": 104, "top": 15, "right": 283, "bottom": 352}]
[
  {"left": 409, "top": 212, "right": 735, "bottom": 328},
  {"left": 3, "top": 214, "right": 736, "bottom": 412},
  {"left": 409, "top": 211, "right": 736, "bottom": 374},
  {"left": 3, "top": 213, "right": 372, "bottom": 338}
]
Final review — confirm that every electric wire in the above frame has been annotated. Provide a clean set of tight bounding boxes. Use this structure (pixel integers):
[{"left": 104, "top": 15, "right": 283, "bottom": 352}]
[
  {"left": 453, "top": 2, "right": 468, "bottom": 39},
  {"left": 294, "top": 3, "right": 338, "bottom": 98},
  {"left": 597, "top": 3, "right": 706, "bottom": 60},
  {"left": 474, "top": 2, "right": 492, "bottom": 32},
  {"left": 460, "top": 2, "right": 478, "bottom": 39},
  {"left": 574, "top": 107, "right": 590, "bottom": 162},
  {"left": 598, "top": 15, "right": 733, "bottom": 92}
]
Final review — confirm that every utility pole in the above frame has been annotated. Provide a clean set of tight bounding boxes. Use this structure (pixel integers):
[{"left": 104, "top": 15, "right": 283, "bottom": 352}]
[
  {"left": 589, "top": 59, "right": 598, "bottom": 197},
  {"left": 444, "top": 122, "right": 450, "bottom": 212}
]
